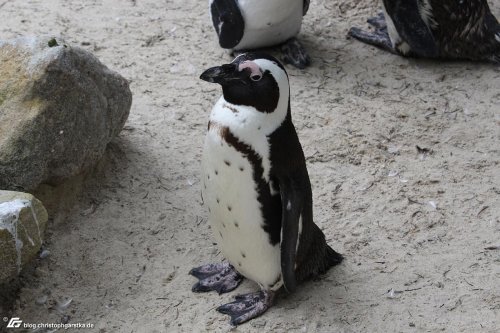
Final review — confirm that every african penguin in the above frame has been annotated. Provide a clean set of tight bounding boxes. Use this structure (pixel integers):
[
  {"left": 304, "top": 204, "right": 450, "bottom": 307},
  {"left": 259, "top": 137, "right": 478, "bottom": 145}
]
[
  {"left": 208, "top": 0, "right": 312, "bottom": 68},
  {"left": 190, "top": 53, "right": 343, "bottom": 326},
  {"left": 348, "top": 0, "right": 500, "bottom": 62}
]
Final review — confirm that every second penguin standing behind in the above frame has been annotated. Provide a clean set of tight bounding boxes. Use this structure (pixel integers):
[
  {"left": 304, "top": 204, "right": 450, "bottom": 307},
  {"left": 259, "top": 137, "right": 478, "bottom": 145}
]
[{"left": 208, "top": 0, "right": 311, "bottom": 68}]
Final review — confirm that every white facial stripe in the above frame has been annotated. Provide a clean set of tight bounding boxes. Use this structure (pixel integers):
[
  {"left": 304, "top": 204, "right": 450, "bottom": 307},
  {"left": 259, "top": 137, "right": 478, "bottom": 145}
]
[{"left": 252, "top": 58, "right": 290, "bottom": 132}]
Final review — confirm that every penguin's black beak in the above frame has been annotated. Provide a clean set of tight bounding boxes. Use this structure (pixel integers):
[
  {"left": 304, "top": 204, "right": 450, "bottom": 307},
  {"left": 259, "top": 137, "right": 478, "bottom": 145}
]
[{"left": 200, "top": 63, "right": 240, "bottom": 84}]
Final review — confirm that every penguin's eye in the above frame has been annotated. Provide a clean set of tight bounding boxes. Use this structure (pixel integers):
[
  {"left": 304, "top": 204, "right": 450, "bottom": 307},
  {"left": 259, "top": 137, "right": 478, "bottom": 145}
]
[{"left": 250, "top": 74, "right": 262, "bottom": 82}]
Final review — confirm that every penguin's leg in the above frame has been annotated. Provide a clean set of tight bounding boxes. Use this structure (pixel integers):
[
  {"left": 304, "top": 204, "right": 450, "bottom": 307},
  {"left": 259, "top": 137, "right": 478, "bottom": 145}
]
[
  {"left": 348, "top": 27, "right": 396, "bottom": 54},
  {"left": 367, "top": 12, "right": 387, "bottom": 30},
  {"left": 281, "top": 37, "right": 311, "bottom": 69},
  {"left": 217, "top": 289, "right": 275, "bottom": 326},
  {"left": 189, "top": 262, "right": 244, "bottom": 294}
]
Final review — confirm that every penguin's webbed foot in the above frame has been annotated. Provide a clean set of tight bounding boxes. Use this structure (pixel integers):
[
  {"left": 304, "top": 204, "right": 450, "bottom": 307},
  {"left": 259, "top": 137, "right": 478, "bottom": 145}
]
[
  {"left": 189, "top": 262, "right": 243, "bottom": 294},
  {"left": 348, "top": 27, "right": 396, "bottom": 54},
  {"left": 281, "top": 38, "right": 311, "bottom": 69},
  {"left": 217, "top": 290, "right": 275, "bottom": 326},
  {"left": 367, "top": 12, "right": 387, "bottom": 30}
]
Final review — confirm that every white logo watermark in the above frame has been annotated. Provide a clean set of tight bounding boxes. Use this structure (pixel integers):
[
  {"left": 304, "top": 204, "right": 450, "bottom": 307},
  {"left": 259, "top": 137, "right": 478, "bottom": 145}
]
[
  {"left": 6, "top": 318, "right": 22, "bottom": 328},
  {"left": 3, "top": 317, "right": 94, "bottom": 330}
]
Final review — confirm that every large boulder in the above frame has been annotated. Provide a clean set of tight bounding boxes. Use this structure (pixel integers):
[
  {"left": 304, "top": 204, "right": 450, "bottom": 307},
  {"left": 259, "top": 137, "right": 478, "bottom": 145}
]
[
  {"left": 0, "top": 36, "right": 132, "bottom": 191},
  {"left": 0, "top": 190, "right": 48, "bottom": 284}
]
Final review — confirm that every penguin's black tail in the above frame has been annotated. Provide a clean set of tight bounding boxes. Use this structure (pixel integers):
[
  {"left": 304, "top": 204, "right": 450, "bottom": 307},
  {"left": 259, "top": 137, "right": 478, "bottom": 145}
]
[
  {"left": 295, "top": 224, "right": 344, "bottom": 282},
  {"left": 326, "top": 245, "right": 344, "bottom": 267}
]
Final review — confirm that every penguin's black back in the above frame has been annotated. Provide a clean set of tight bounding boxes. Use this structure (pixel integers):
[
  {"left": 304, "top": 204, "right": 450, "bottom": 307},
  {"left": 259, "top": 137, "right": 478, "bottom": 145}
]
[{"left": 268, "top": 110, "right": 343, "bottom": 284}]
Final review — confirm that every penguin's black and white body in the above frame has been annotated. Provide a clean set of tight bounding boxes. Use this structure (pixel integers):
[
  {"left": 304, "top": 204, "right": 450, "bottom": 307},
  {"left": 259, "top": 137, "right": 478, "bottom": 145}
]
[
  {"left": 349, "top": 0, "right": 500, "bottom": 62},
  {"left": 190, "top": 53, "right": 343, "bottom": 326},
  {"left": 209, "top": 0, "right": 311, "bottom": 68}
]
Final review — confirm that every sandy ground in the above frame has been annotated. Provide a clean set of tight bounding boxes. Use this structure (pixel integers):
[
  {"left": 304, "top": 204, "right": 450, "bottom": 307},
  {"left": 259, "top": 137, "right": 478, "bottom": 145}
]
[{"left": 1, "top": 0, "right": 499, "bottom": 332}]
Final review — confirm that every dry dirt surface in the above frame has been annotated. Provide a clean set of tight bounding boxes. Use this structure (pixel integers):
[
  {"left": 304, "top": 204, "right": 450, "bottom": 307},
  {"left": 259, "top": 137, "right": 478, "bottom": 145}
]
[{"left": 1, "top": 0, "right": 499, "bottom": 332}]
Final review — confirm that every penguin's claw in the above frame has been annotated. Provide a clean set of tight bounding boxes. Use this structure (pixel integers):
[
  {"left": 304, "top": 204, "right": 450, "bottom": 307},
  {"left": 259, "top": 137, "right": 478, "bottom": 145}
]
[
  {"left": 281, "top": 38, "right": 311, "bottom": 69},
  {"left": 190, "top": 262, "right": 243, "bottom": 294},
  {"left": 217, "top": 290, "right": 275, "bottom": 326},
  {"left": 367, "top": 12, "right": 387, "bottom": 29},
  {"left": 348, "top": 27, "right": 396, "bottom": 54}
]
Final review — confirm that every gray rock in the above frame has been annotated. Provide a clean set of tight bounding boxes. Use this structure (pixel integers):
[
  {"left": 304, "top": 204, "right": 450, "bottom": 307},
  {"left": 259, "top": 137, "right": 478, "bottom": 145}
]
[
  {"left": 0, "top": 36, "right": 132, "bottom": 191},
  {"left": 0, "top": 190, "right": 48, "bottom": 284}
]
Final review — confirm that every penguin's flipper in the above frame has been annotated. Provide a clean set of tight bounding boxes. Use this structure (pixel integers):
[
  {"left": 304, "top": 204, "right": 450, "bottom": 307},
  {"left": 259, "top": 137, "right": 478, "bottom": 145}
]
[
  {"left": 190, "top": 262, "right": 244, "bottom": 294},
  {"left": 384, "top": 0, "right": 439, "bottom": 58},
  {"left": 210, "top": 0, "right": 245, "bottom": 49},
  {"left": 303, "top": 0, "right": 310, "bottom": 15},
  {"left": 217, "top": 290, "right": 275, "bottom": 326},
  {"left": 281, "top": 38, "right": 311, "bottom": 69},
  {"left": 278, "top": 177, "right": 304, "bottom": 293},
  {"left": 348, "top": 27, "right": 396, "bottom": 54}
]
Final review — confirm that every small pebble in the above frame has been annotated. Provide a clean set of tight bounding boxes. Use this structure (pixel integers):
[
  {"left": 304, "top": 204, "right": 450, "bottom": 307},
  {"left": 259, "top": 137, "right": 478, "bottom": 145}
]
[
  {"left": 250, "top": 319, "right": 267, "bottom": 328},
  {"left": 39, "top": 249, "right": 50, "bottom": 259},
  {"left": 35, "top": 295, "right": 48, "bottom": 305},
  {"left": 57, "top": 298, "right": 73, "bottom": 312}
]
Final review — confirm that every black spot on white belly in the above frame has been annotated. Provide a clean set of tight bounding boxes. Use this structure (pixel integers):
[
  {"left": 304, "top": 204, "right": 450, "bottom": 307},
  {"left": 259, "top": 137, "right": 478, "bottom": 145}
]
[
  {"left": 215, "top": 170, "right": 218, "bottom": 175},
  {"left": 227, "top": 206, "right": 232, "bottom": 212},
  {"left": 239, "top": 166, "right": 244, "bottom": 171},
  {"left": 224, "top": 160, "right": 231, "bottom": 166},
  {"left": 234, "top": 221, "right": 239, "bottom": 228},
  {"left": 224, "top": 104, "right": 239, "bottom": 114},
  {"left": 241, "top": 252, "right": 246, "bottom": 258}
]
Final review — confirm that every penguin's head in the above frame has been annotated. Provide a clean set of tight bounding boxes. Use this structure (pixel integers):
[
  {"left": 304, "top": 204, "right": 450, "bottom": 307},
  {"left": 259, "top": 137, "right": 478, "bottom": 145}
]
[{"left": 200, "top": 53, "right": 290, "bottom": 114}]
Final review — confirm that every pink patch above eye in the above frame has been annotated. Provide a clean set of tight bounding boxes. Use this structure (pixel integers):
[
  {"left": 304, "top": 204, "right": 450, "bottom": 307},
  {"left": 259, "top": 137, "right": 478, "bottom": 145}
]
[{"left": 238, "top": 61, "right": 262, "bottom": 77}]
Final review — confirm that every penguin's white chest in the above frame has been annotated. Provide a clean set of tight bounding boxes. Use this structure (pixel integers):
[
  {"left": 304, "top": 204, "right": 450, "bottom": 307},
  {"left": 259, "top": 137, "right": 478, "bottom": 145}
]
[
  {"left": 201, "top": 126, "right": 283, "bottom": 290},
  {"left": 235, "top": 0, "right": 304, "bottom": 50}
]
